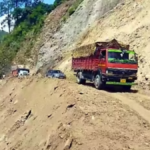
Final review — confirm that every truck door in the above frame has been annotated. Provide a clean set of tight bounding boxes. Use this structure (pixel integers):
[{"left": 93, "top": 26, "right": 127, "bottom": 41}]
[{"left": 99, "top": 50, "right": 106, "bottom": 73}]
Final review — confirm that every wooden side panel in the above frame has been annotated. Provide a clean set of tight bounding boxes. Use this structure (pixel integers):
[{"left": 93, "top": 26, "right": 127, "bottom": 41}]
[{"left": 91, "top": 58, "right": 99, "bottom": 71}]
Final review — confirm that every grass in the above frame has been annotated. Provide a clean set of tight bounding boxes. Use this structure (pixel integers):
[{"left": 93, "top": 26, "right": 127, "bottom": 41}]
[{"left": 62, "top": 0, "right": 83, "bottom": 22}]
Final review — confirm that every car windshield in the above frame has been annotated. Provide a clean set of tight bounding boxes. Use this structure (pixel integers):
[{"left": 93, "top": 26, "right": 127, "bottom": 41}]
[
  {"left": 108, "top": 49, "right": 137, "bottom": 64},
  {"left": 48, "top": 70, "right": 62, "bottom": 74},
  {"left": 18, "top": 69, "right": 29, "bottom": 72},
  {"left": 54, "top": 70, "right": 61, "bottom": 73}
]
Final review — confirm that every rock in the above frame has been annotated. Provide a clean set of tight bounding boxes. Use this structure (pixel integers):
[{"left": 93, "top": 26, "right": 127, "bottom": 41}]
[
  {"left": 24, "top": 110, "right": 32, "bottom": 120},
  {"left": 47, "top": 114, "right": 52, "bottom": 118},
  {"left": 39, "top": 140, "right": 46, "bottom": 147},
  {"left": 145, "top": 142, "right": 149, "bottom": 146},
  {"left": 145, "top": 75, "right": 150, "bottom": 79},
  {"left": 92, "top": 116, "right": 95, "bottom": 120},
  {"left": 14, "top": 110, "right": 17, "bottom": 113},
  {"left": 54, "top": 86, "right": 58, "bottom": 91},
  {"left": 79, "top": 92, "right": 84, "bottom": 95},
  {"left": 0, "top": 134, "right": 6, "bottom": 142},
  {"left": 14, "top": 100, "right": 18, "bottom": 104},
  {"left": 63, "top": 137, "right": 73, "bottom": 150},
  {"left": 66, "top": 103, "right": 75, "bottom": 109},
  {"left": 59, "top": 93, "right": 63, "bottom": 97}
]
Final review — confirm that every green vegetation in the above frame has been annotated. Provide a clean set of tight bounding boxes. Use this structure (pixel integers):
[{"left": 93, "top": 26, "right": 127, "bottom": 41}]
[
  {"left": 0, "top": 30, "right": 8, "bottom": 41},
  {"left": 53, "top": 0, "right": 66, "bottom": 8},
  {"left": 62, "top": 0, "right": 83, "bottom": 22},
  {"left": 0, "top": 0, "right": 66, "bottom": 75}
]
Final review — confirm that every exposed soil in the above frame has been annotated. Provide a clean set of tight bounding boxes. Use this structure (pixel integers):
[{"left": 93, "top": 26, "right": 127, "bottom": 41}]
[{"left": 0, "top": 78, "right": 150, "bottom": 150}]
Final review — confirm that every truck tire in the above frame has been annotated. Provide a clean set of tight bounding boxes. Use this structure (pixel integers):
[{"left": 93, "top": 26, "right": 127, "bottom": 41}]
[
  {"left": 76, "top": 72, "right": 86, "bottom": 84},
  {"left": 94, "top": 74, "right": 103, "bottom": 89}
]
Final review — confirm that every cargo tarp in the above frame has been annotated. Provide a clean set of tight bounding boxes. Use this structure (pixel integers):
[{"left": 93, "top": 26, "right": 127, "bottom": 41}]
[{"left": 72, "top": 39, "right": 129, "bottom": 58}]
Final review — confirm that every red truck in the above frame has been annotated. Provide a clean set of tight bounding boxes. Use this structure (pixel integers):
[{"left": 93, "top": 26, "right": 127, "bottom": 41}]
[{"left": 72, "top": 39, "right": 138, "bottom": 90}]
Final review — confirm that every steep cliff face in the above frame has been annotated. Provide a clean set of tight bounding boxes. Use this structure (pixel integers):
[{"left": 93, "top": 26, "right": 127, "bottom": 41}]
[
  {"left": 32, "top": 0, "right": 77, "bottom": 71},
  {"left": 35, "top": 0, "right": 123, "bottom": 70},
  {"left": 79, "top": 0, "right": 150, "bottom": 89}
]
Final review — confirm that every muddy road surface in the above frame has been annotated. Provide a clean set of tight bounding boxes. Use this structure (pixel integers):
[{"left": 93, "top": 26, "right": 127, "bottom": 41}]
[{"left": 0, "top": 78, "right": 150, "bottom": 150}]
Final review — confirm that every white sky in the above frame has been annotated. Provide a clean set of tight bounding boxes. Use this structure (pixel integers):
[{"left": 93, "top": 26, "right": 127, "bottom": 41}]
[
  {"left": 0, "top": 15, "right": 14, "bottom": 32},
  {"left": 0, "top": 0, "right": 54, "bottom": 32}
]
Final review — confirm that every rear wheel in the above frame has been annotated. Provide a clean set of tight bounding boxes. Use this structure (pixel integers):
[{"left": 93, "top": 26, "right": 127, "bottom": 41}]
[
  {"left": 94, "top": 74, "right": 103, "bottom": 89},
  {"left": 76, "top": 72, "right": 86, "bottom": 84}
]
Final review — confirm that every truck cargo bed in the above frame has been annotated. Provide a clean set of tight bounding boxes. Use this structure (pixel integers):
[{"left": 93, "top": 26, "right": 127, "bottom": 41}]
[{"left": 72, "top": 56, "right": 100, "bottom": 71}]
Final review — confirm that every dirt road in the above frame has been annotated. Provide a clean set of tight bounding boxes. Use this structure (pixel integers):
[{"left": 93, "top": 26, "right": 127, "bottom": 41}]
[{"left": 0, "top": 78, "right": 150, "bottom": 150}]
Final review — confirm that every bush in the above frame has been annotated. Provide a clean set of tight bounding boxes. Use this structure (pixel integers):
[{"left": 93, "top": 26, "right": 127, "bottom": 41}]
[
  {"left": 0, "top": 2, "right": 54, "bottom": 74},
  {"left": 62, "top": 0, "right": 83, "bottom": 22},
  {"left": 68, "top": 6, "right": 75, "bottom": 16},
  {"left": 62, "top": 16, "right": 67, "bottom": 22}
]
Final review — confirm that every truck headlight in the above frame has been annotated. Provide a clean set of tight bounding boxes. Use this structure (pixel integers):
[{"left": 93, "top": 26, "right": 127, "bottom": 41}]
[{"left": 106, "top": 69, "right": 113, "bottom": 74}]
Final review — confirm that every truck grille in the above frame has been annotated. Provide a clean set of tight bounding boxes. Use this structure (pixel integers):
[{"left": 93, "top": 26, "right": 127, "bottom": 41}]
[{"left": 107, "top": 68, "right": 137, "bottom": 76}]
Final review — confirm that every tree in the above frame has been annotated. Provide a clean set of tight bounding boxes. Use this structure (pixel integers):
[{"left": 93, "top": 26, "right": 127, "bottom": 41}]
[
  {"left": 0, "top": 0, "right": 14, "bottom": 33},
  {"left": 53, "top": 0, "right": 63, "bottom": 8},
  {"left": 1, "top": 15, "right": 13, "bottom": 32},
  {"left": 12, "top": 0, "right": 23, "bottom": 8},
  {"left": 0, "top": 0, "right": 63, "bottom": 75}
]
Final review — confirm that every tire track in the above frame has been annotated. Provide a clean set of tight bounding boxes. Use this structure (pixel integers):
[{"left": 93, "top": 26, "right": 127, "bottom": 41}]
[
  {"left": 100, "top": 90, "right": 150, "bottom": 124},
  {"left": 120, "top": 92, "right": 150, "bottom": 110}
]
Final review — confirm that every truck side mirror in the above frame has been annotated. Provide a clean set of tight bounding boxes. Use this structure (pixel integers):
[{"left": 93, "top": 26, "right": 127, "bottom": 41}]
[
  {"left": 100, "top": 54, "right": 105, "bottom": 59},
  {"left": 99, "top": 54, "right": 103, "bottom": 59}
]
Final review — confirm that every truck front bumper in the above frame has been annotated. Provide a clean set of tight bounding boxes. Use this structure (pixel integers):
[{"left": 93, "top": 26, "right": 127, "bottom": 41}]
[{"left": 102, "top": 74, "right": 137, "bottom": 86}]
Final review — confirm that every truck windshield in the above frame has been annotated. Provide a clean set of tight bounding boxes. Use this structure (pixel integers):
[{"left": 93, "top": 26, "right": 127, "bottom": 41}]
[{"left": 108, "top": 49, "right": 137, "bottom": 64}]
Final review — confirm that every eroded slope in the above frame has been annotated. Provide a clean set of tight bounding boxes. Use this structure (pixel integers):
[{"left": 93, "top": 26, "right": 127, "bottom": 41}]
[
  {"left": 0, "top": 78, "right": 150, "bottom": 150},
  {"left": 36, "top": 0, "right": 123, "bottom": 70}
]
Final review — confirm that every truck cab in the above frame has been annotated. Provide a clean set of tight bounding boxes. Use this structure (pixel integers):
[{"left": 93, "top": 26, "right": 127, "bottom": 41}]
[{"left": 96, "top": 48, "right": 137, "bottom": 89}]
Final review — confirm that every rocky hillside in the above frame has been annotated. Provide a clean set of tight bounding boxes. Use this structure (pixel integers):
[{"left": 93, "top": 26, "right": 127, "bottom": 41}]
[
  {"left": 35, "top": 0, "right": 123, "bottom": 70},
  {"left": 34, "top": 0, "right": 150, "bottom": 90}
]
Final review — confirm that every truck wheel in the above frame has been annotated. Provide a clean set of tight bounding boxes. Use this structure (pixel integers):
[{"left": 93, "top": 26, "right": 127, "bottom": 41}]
[
  {"left": 77, "top": 72, "right": 86, "bottom": 84},
  {"left": 123, "top": 86, "right": 131, "bottom": 91},
  {"left": 94, "top": 74, "right": 103, "bottom": 89}
]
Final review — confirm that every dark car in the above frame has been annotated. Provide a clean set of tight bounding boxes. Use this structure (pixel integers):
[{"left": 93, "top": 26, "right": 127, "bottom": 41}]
[{"left": 46, "top": 70, "right": 66, "bottom": 79}]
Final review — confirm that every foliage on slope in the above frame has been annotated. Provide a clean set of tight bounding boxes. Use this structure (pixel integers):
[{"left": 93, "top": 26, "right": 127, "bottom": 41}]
[
  {"left": 62, "top": 0, "right": 83, "bottom": 22},
  {"left": 0, "top": 30, "right": 7, "bottom": 41},
  {"left": 0, "top": 0, "right": 67, "bottom": 75},
  {"left": 31, "top": 0, "right": 84, "bottom": 72}
]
